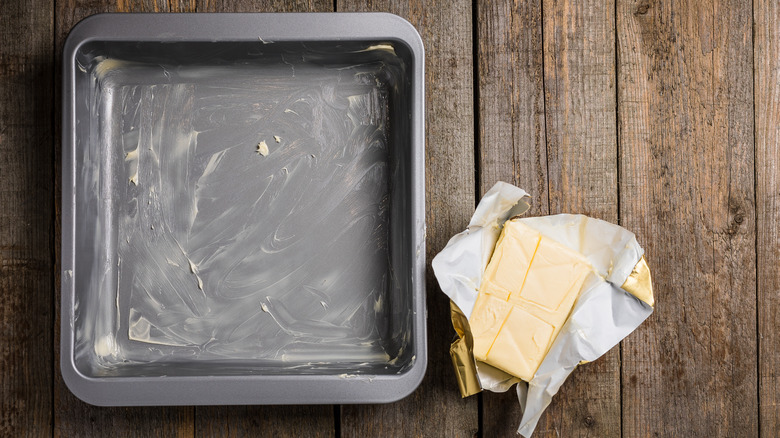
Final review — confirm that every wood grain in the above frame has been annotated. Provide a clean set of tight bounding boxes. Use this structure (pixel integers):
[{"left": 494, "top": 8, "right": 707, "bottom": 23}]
[
  {"left": 543, "top": 0, "right": 618, "bottom": 218},
  {"left": 197, "top": 0, "right": 327, "bottom": 11},
  {"left": 476, "top": 0, "right": 548, "bottom": 213},
  {"left": 755, "top": 0, "right": 780, "bottom": 435},
  {"left": 337, "top": 0, "right": 479, "bottom": 437},
  {"left": 538, "top": 0, "right": 621, "bottom": 436},
  {"left": 0, "top": 0, "right": 54, "bottom": 436},
  {"left": 618, "top": 0, "right": 757, "bottom": 436},
  {"left": 8, "top": 0, "right": 770, "bottom": 436},
  {"left": 195, "top": 406, "right": 334, "bottom": 438},
  {"left": 191, "top": 2, "right": 338, "bottom": 437},
  {"left": 53, "top": 1, "right": 196, "bottom": 437}
]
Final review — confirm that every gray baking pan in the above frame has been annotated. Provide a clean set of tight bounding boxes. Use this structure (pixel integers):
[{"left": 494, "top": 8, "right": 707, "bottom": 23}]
[{"left": 61, "top": 12, "right": 426, "bottom": 406}]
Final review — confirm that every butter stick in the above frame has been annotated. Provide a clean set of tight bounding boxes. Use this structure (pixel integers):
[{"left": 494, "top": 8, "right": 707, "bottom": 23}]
[{"left": 469, "top": 219, "right": 592, "bottom": 381}]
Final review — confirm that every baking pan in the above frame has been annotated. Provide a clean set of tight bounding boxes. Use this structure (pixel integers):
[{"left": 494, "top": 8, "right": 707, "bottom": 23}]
[{"left": 61, "top": 12, "right": 426, "bottom": 406}]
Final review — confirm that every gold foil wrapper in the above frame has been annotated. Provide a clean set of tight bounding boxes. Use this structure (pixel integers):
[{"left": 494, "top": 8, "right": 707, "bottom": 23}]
[
  {"left": 449, "top": 301, "right": 482, "bottom": 397},
  {"left": 621, "top": 256, "right": 654, "bottom": 307}
]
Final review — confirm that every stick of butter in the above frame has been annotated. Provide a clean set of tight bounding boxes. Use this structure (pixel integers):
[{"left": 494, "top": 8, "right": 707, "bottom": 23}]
[{"left": 469, "top": 219, "right": 592, "bottom": 381}]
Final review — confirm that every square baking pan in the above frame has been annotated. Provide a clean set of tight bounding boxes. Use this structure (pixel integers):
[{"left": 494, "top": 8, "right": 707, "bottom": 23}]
[{"left": 61, "top": 12, "right": 426, "bottom": 406}]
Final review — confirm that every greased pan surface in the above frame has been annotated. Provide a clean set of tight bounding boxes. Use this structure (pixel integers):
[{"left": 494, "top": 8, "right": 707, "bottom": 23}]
[{"left": 61, "top": 13, "right": 425, "bottom": 406}]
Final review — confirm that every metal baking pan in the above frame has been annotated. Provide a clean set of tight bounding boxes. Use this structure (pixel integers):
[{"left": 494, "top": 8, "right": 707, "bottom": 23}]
[{"left": 61, "top": 12, "right": 426, "bottom": 406}]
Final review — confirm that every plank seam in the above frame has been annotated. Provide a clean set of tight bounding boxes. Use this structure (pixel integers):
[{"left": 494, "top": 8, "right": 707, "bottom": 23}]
[
  {"left": 472, "top": 1, "right": 483, "bottom": 434},
  {"left": 614, "top": 0, "right": 621, "bottom": 227},
  {"left": 614, "top": 0, "right": 623, "bottom": 437},
  {"left": 473, "top": 0, "right": 481, "bottom": 208},
  {"left": 539, "top": 0, "right": 550, "bottom": 213},
  {"left": 751, "top": 0, "right": 760, "bottom": 435},
  {"left": 334, "top": 405, "right": 341, "bottom": 438}
]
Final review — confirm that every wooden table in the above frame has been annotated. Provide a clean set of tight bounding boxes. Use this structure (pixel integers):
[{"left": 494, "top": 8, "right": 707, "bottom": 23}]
[{"left": 2, "top": 0, "right": 778, "bottom": 436}]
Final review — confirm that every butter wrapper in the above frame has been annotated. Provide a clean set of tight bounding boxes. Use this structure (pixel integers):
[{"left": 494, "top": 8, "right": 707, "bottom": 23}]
[{"left": 432, "top": 182, "right": 654, "bottom": 437}]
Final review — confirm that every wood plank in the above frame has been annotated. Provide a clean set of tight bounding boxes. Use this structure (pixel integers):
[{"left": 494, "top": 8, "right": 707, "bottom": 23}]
[
  {"left": 476, "top": 0, "right": 548, "bottom": 213},
  {"left": 538, "top": 0, "right": 621, "bottom": 436},
  {"left": 0, "top": 0, "right": 54, "bottom": 436},
  {"left": 617, "top": 0, "right": 757, "bottom": 436},
  {"left": 191, "top": 1, "right": 337, "bottom": 438},
  {"left": 54, "top": 2, "right": 196, "bottom": 437},
  {"left": 195, "top": 406, "right": 334, "bottom": 438},
  {"left": 543, "top": 0, "right": 618, "bottom": 221},
  {"left": 337, "top": 1, "right": 478, "bottom": 437},
  {"left": 755, "top": 0, "right": 780, "bottom": 435},
  {"left": 475, "top": 0, "right": 547, "bottom": 434},
  {"left": 197, "top": 0, "right": 327, "bottom": 10}
]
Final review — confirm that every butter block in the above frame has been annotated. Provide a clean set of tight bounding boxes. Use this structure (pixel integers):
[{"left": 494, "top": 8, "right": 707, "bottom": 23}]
[{"left": 469, "top": 220, "right": 592, "bottom": 381}]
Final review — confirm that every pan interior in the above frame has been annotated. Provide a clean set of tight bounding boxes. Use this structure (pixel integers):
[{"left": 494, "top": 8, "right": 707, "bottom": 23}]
[{"left": 71, "top": 40, "right": 416, "bottom": 378}]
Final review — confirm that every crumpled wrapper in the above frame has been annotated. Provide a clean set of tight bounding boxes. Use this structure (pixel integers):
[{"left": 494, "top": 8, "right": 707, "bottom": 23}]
[{"left": 432, "top": 182, "right": 654, "bottom": 437}]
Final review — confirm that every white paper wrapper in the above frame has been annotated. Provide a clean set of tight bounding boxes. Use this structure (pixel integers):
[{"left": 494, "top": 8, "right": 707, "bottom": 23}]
[{"left": 432, "top": 182, "right": 654, "bottom": 437}]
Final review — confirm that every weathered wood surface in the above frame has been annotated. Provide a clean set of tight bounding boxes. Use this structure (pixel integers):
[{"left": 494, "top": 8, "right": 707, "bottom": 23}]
[
  {"left": 755, "top": 0, "right": 780, "bottom": 436},
  {"left": 0, "top": 0, "right": 54, "bottom": 436},
  {"left": 0, "top": 0, "right": 775, "bottom": 436},
  {"left": 618, "top": 0, "right": 757, "bottom": 436}
]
